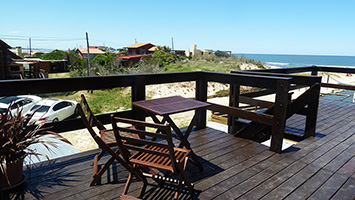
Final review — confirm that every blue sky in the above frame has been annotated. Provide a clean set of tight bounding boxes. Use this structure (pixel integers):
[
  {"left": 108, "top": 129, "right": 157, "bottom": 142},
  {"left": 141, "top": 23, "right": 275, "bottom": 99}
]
[{"left": 1, "top": 0, "right": 355, "bottom": 56}]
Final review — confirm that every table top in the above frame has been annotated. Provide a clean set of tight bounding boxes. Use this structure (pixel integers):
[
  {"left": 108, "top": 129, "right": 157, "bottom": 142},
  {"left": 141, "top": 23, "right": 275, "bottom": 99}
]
[{"left": 132, "top": 96, "right": 210, "bottom": 115}]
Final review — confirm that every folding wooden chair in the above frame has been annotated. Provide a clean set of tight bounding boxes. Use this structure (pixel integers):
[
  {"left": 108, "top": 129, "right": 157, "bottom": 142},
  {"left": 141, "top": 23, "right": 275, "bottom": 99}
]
[
  {"left": 78, "top": 94, "right": 140, "bottom": 186},
  {"left": 111, "top": 116, "right": 195, "bottom": 199}
]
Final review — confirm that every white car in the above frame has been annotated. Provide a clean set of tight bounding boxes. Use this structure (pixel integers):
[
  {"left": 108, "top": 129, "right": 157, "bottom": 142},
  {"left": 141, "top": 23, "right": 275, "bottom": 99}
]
[
  {"left": 26, "top": 99, "right": 78, "bottom": 124},
  {"left": 0, "top": 95, "right": 42, "bottom": 117}
]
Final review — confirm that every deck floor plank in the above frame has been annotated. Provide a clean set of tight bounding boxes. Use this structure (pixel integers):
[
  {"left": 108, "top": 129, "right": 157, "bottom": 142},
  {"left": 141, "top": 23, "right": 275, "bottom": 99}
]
[{"left": 2, "top": 99, "right": 355, "bottom": 200}]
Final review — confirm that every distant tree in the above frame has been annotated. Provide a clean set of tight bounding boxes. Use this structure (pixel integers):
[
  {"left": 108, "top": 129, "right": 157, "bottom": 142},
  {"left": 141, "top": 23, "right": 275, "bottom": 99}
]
[
  {"left": 152, "top": 50, "right": 175, "bottom": 68},
  {"left": 92, "top": 53, "right": 114, "bottom": 67},
  {"left": 41, "top": 50, "right": 68, "bottom": 60},
  {"left": 214, "top": 50, "right": 230, "bottom": 58},
  {"left": 33, "top": 52, "right": 45, "bottom": 58},
  {"left": 66, "top": 50, "right": 86, "bottom": 72},
  {"left": 39, "top": 49, "right": 87, "bottom": 76},
  {"left": 92, "top": 53, "right": 120, "bottom": 75}
]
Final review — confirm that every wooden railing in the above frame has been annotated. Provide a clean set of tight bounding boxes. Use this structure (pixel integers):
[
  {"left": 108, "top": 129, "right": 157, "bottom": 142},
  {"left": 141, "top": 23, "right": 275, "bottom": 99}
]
[
  {"left": 0, "top": 70, "right": 325, "bottom": 153},
  {"left": 248, "top": 65, "right": 355, "bottom": 91}
]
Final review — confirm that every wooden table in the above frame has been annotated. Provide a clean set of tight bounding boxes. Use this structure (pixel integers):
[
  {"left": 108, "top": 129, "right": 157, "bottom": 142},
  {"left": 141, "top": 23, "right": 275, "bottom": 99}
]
[{"left": 133, "top": 96, "right": 210, "bottom": 171}]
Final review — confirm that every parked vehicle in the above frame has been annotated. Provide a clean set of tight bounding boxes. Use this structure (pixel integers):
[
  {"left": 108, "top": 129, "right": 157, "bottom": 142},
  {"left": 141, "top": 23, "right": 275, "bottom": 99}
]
[
  {"left": 0, "top": 95, "right": 42, "bottom": 117},
  {"left": 25, "top": 99, "right": 78, "bottom": 124}
]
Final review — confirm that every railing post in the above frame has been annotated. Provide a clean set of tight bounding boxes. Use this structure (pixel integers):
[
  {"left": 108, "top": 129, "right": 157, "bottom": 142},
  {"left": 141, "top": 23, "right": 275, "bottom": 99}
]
[
  {"left": 304, "top": 83, "right": 320, "bottom": 138},
  {"left": 132, "top": 76, "right": 146, "bottom": 122},
  {"left": 195, "top": 78, "right": 208, "bottom": 130},
  {"left": 270, "top": 80, "right": 290, "bottom": 153},
  {"left": 228, "top": 84, "right": 240, "bottom": 134},
  {"left": 311, "top": 66, "right": 318, "bottom": 76}
]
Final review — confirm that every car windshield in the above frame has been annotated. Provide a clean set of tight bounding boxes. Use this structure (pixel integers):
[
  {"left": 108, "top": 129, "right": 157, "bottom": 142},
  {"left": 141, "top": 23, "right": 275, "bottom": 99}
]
[
  {"left": 0, "top": 97, "right": 21, "bottom": 104},
  {"left": 30, "top": 105, "right": 50, "bottom": 113}
]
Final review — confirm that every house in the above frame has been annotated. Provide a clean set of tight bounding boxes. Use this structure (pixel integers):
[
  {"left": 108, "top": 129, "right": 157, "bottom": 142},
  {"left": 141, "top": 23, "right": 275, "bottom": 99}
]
[
  {"left": 174, "top": 49, "right": 187, "bottom": 56},
  {"left": 115, "top": 54, "right": 151, "bottom": 67},
  {"left": 75, "top": 47, "right": 105, "bottom": 60},
  {"left": 0, "top": 40, "right": 23, "bottom": 79},
  {"left": 124, "top": 43, "right": 155, "bottom": 55},
  {"left": 23, "top": 58, "right": 67, "bottom": 73},
  {"left": 185, "top": 44, "right": 214, "bottom": 57}
]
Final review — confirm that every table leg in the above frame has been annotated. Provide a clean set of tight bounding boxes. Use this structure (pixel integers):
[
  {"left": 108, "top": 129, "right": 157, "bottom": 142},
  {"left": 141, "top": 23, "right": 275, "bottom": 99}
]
[{"left": 164, "top": 115, "right": 204, "bottom": 171}]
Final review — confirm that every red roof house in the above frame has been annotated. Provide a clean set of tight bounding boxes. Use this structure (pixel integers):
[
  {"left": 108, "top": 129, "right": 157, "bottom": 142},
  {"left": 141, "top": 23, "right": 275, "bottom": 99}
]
[
  {"left": 115, "top": 54, "right": 151, "bottom": 67},
  {"left": 124, "top": 43, "right": 155, "bottom": 55},
  {"left": 75, "top": 47, "right": 105, "bottom": 60}
]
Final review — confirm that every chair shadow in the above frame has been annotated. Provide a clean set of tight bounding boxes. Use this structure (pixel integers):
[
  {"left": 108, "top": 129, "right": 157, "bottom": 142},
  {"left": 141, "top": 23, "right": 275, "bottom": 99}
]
[
  {"left": 285, "top": 126, "right": 325, "bottom": 140},
  {"left": 136, "top": 155, "right": 224, "bottom": 200}
]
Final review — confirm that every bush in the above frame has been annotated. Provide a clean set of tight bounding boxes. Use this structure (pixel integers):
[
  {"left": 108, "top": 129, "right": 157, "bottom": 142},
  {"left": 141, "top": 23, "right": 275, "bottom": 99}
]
[{"left": 215, "top": 50, "right": 230, "bottom": 58}]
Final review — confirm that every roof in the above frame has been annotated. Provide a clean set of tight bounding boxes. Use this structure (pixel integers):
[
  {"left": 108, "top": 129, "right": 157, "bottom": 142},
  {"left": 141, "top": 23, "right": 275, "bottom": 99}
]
[
  {"left": 13, "top": 61, "right": 37, "bottom": 65},
  {"left": 24, "top": 58, "right": 67, "bottom": 62},
  {"left": 76, "top": 48, "right": 105, "bottom": 54},
  {"left": 124, "top": 43, "right": 154, "bottom": 49},
  {"left": 116, "top": 55, "right": 151, "bottom": 59},
  {"left": 0, "top": 39, "right": 11, "bottom": 49},
  {"left": 148, "top": 46, "right": 159, "bottom": 51}
]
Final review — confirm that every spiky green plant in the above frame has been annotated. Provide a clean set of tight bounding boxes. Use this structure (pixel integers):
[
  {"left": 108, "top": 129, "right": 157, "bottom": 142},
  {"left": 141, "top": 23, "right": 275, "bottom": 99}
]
[{"left": 0, "top": 104, "right": 71, "bottom": 185}]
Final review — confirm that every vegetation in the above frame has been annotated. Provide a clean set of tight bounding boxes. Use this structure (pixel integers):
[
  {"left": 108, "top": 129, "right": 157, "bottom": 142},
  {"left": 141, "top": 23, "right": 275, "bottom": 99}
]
[
  {"left": 91, "top": 53, "right": 122, "bottom": 75},
  {"left": 165, "top": 54, "right": 262, "bottom": 73},
  {"left": 214, "top": 50, "right": 231, "bottom": 58},
  {"left": 38, "top": 49, "right": 266, "bottom": 115},
  {"left": 83, "top": 88, "right": 131, "bottom": 114},
  {"left": 39, "top": 49, "right": 87, "bottom": 76}
]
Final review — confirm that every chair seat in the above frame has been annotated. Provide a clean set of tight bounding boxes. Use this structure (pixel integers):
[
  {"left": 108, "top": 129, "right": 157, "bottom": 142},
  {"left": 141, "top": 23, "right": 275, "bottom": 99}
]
[
  {"left": 130, "top": 146, "right": 190, "bottom": 172},
  {"left": 100, "top": 129, "right": 116, "bottom": 143}
]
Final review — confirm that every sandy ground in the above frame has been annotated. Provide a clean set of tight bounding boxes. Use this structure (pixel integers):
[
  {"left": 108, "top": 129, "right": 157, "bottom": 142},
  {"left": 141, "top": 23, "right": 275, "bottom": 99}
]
[{"left": 60, "top": 66, "right": 355, "bottom": 152}]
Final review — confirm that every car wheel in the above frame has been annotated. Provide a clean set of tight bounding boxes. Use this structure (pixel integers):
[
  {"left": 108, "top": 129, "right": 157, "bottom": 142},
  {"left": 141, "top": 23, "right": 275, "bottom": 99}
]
[
  {"left": 74, "top": 106, "right": 79, "bottom": 116},
  {"left": 52, "top": 118, "right": 59, "bottom": 123}
]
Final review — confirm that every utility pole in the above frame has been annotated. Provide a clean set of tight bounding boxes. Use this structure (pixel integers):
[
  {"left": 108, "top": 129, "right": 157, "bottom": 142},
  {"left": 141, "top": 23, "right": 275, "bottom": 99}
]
[
  {"left": 171, "top": 37, "right": 174, "bottom": 53},
  {"left": 135, "top": 38, "right": 137, "bottom": 43},
  {"left": 29, "top": 37, "right": 32, "bottom": 57},
  {"left": 86, "top": 32, "right": 91, "bottom": 76}
]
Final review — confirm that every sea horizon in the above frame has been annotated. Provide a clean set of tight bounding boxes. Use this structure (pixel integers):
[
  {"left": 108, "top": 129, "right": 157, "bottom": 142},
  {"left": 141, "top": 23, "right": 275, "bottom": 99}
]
[{"left": 233, "top": 53, "right": 355, "bottom": 68}]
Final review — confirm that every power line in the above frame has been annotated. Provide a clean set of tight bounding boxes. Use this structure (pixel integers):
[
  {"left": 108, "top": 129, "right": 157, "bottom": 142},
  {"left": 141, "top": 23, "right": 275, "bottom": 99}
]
[{"left": 0, "top": 35, "right": 129, "bottom": 49}]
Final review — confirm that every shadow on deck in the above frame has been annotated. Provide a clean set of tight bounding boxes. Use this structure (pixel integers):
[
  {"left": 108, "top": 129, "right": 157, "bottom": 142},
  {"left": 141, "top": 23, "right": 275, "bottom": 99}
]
[{"left": 2, "top": 98, "right": 355, "bottom": 200}]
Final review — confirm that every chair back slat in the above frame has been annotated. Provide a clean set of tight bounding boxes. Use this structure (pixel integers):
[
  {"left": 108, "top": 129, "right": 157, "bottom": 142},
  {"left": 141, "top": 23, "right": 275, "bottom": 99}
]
[
  {"left": 78, "top": 94, "right": 107, "bottom": 143},
  {"left": 117, "top": 126, "right": 168, "bottom": 140},
  {"left": 117, "top": 117, "right": 169, "bottom": 130},
  {"left": 121, "top": 136, "right": 169, "bottom": 149},
  {"left": 111, "top": 116, "right": 179, "bottom": 172}
]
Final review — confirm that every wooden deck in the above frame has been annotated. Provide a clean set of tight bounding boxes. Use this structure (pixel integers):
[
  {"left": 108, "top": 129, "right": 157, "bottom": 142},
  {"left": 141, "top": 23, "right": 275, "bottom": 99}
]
[{"left": 3, "top": 98, "right": 355, "bottom": 200}]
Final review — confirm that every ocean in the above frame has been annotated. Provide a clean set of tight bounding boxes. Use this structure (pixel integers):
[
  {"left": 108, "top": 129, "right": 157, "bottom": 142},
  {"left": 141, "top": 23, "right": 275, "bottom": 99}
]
[
  {"left": 233, "top": 53, "right": 355, "bottom": 103},
  {"left": 233, "top": 53, "right": 355, "bottom": 68}
]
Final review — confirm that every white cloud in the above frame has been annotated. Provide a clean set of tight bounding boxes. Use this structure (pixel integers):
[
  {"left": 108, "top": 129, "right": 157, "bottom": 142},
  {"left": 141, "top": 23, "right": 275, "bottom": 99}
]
[{"left": 8, "top": 31, "right": 20, "bottom": 34}]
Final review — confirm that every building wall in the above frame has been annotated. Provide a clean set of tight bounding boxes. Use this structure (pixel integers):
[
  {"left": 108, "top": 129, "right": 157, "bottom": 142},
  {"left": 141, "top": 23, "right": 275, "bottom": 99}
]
[
  {"left": 127, "top": 43, "right": 155, "bottom": 55},
  {"left": 0, "top": 46, "right": 9, "bottom": 80},
  {"left": 40, "top": 61, "right": 50, "bottom": 72}
]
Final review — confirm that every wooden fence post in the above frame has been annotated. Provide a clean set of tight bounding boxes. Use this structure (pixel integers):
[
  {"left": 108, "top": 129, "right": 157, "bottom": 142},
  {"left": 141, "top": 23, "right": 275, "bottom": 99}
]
[
  {"left": 311, "top": 66, "right": 318, "bottom": 76},
  {"left": 270, "top": 80, "right": 290, "bottom": 153},
  {"left": 228, "top": 84, "right": 240, "bottom": 134},
  {"left": 304, "top": 83, "right": 320, "bottom": 138},
  {"left": 131, "top": 76, "right": 146, "bottom": 122},
  {"left": 196, "top": 78, "right": 208, "bottom": 130}
]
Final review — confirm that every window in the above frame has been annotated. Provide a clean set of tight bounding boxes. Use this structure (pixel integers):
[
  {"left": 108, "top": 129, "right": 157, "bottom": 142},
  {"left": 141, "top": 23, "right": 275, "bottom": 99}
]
[
  {"left": 11, "top": 100, "right": 25, "bottom": 110},
  {"left": 24, "top": 99, "right": 33, "bottom": 105},
  {"left": 53, "top": 101, "right": 71, "bottom": 111},
  {"left": 30, "top": 105, "right": 50, "bottom": 113}
]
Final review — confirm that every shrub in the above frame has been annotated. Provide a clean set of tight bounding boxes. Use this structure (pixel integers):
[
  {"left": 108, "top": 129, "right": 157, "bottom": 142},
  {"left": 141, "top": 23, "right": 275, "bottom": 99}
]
[{"left": 215, "top": 50, "right": 230, "bottom": 58}]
